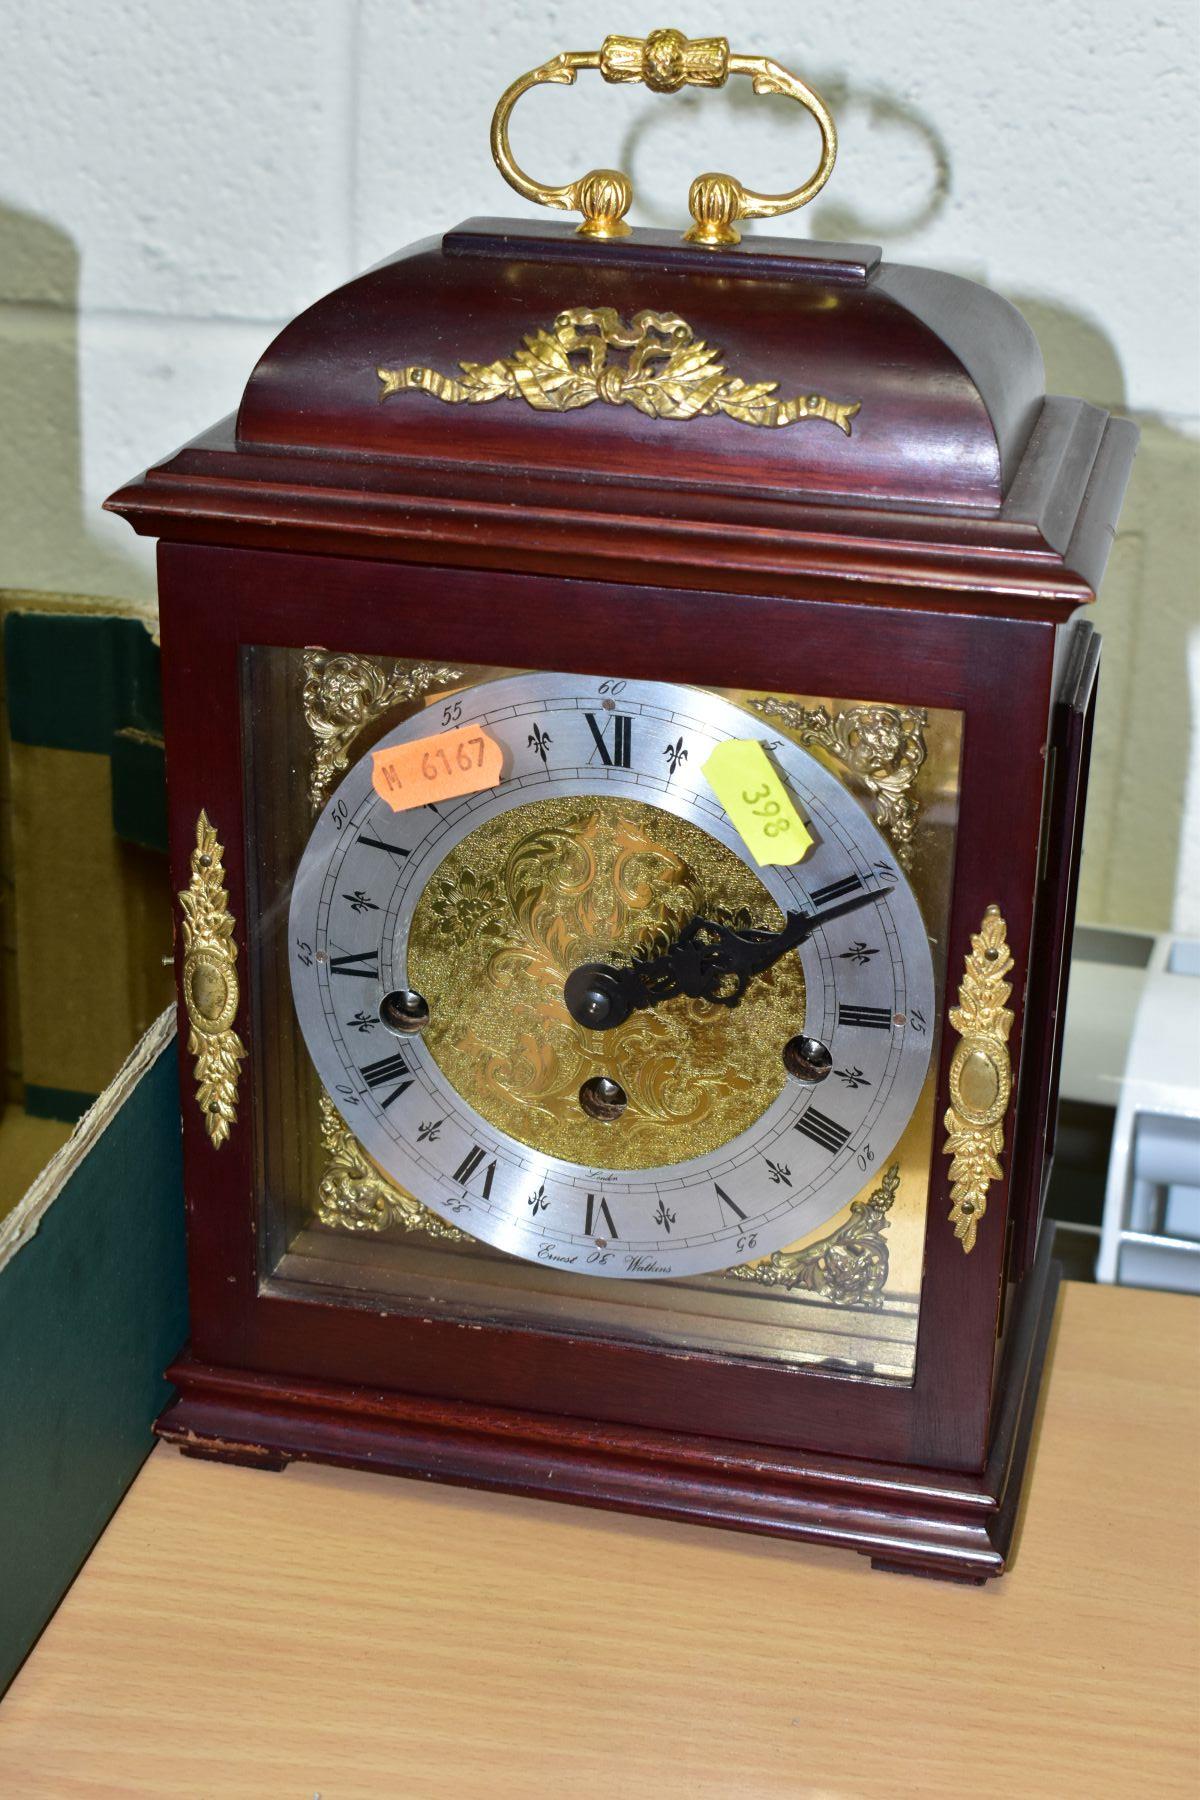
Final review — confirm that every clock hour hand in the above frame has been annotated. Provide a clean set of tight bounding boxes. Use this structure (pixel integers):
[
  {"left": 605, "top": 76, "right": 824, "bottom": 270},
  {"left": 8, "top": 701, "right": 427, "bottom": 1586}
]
[{"left": 564, "top": 883, "right": 894, "bottom": 1031}]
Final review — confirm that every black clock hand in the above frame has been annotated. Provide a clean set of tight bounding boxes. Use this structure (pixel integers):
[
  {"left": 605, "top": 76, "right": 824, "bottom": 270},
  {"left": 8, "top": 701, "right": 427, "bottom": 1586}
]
[{"left": 564, "top": 883, "right": 894, "bottom": 1030}]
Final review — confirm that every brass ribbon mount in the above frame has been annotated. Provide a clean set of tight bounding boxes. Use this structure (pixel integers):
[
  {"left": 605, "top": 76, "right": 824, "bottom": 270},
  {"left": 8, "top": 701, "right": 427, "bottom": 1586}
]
[
  {"left": 491, "top": 27, "right": 837, "bottom": 246},
  {"left": 378, "top": 307, "right": 860, "bottom": 434}
]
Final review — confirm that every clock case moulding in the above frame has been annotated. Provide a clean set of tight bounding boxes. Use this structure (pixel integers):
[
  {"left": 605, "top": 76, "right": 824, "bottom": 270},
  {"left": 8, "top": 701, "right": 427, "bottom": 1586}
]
[{"left": 108, "top": 217, "right": 1137, "bottom": 1583}]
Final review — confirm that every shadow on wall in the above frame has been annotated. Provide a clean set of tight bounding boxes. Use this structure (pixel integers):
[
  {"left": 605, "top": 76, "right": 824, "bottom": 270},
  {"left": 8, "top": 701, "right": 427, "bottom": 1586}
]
[
  {"left": 802, "top": 74, "right": 951, "bottom": 245},
  {"left": 615, "top": 66, "right": 952, "bottom": 241},
  {"left": 0, "top": 201, "right": 169, "bottom": 1123},
  {"left": 0, "top": 200, "right": 143, "bottom": 599},
  {"left": 1017, "top": 305, "right": 1197, "bottom": 935},
  {"left": 621, "top": 70, "right": 1197, "bottom": 936}
]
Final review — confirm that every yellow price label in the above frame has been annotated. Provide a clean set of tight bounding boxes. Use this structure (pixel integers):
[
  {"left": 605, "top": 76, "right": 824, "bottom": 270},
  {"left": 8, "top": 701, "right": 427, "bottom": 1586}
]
[{"left": 702, "top": 739, "right": 813, "bottom": 867}]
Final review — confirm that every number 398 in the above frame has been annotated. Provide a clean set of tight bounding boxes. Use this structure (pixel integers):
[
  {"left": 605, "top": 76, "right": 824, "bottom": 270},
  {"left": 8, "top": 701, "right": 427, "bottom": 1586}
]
[{"left": 741, "top": 782, "right": 792, "bottom": 839}]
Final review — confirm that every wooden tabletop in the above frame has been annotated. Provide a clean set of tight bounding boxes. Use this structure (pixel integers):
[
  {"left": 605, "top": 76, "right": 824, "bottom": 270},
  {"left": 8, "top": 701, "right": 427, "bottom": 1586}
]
[{"left": 1, "top": 1280, "right": 1197, "bottom": 1798}]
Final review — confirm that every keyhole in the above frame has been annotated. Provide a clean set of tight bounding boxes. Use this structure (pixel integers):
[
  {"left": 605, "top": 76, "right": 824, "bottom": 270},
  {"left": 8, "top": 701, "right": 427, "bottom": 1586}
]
[
  {"left": 579, "top": 1076, "right": 627, "bottom": 1121},
  {"left": 783, "top": 1035, "right": 832, "bottom": 1082},
  {"left": 379, "top": 990, "right": 429, "bottom": 1035}
]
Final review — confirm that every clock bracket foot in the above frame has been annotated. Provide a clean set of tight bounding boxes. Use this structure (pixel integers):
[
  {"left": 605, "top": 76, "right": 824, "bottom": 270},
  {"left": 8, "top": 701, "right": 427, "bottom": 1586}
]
[
  {"left": 176, "top": 1438, "right": 292, "bottom": 1474},
  {"left": 869, "top": 1558, "right": 989, "bottom": 1586}
]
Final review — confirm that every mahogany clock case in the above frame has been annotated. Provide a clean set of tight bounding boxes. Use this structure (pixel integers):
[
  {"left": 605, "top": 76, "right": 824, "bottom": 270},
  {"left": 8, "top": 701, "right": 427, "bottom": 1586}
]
[{"left": 108, "top": 221, "right": 1137, "bottom": 1582}]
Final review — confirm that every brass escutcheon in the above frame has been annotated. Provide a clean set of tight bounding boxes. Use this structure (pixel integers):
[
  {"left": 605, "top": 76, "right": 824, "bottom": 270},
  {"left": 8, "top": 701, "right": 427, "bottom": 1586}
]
[
  {"left": 177, "top": 811, "right": 246, "bottom": 1149},
  {"left": 943, "top": 905, "right": 1015, "bottom": 1253}
]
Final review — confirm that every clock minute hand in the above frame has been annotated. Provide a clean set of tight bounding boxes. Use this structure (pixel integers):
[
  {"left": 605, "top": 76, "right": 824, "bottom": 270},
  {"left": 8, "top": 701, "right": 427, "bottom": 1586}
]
[
  {"left": 801, "top": 881, "right": 896, "bottom": 935},
  {"left": 666, "top": 882, "right": 896, "bottom": 993},
  {"left": 563, "top": 884, "right": 894, "bottom": 1031},
  {"left": 634, "top": 911, "right": 811, "bottom": 1008}
]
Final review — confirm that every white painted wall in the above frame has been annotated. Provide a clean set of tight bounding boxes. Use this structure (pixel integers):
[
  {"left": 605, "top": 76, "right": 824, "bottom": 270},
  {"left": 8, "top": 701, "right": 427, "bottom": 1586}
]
[{"left": 1, "top": 2, "right": 1197, "bottom": 929}]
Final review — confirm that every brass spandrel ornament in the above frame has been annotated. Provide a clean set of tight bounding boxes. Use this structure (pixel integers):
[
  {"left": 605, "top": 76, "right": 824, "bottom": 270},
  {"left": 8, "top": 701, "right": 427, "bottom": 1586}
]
[
  {"left": 315, "top": 1092, "right": 469, "bottom": 1241},
  {"left": 748, "top": 698, "right": 929, "bottom": 868},
  {"left": 302, "top": 650, "right": 463, "bottom": 812},
  {"left": 729, "top": 1163, "right": 899, "bottom": 1307}
]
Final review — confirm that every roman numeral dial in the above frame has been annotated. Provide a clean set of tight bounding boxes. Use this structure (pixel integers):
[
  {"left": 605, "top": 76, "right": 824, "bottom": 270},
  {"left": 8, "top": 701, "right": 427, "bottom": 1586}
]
[
  {"left": 584, "top": 1193, "right": 618, "bottom": 1237},
  {"left": 810, "top": 872, "right": 863, "bottom": 908},
  {"left": 328, "top": 949, "right": 378, "bottom": 979},
  {"left": 795, "top": 1107, "right": 851, "bottom": 1154},
  {"left": 453, "top": 1145, "right": 496, "bottom": 1197},
  {"left": 584, "top": 711, "right": 633, "bottom": 768},
  {"left": 357, "top": 833, "right": 409, "bottom": 860},
  {"left": 288, "top": 669, "right": 937, "bottom": 1282},
  {"left": 360, "top": 1050, "right": 412, "bottom": 1109},
  {"left": 838, "top": 1003, "right": 894, "bottom": 1031}
]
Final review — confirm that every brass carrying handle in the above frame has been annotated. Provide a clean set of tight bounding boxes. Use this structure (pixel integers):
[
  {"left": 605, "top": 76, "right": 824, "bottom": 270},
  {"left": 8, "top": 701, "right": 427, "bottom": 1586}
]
[{"left": 490, "top": 27, "right": 837, "bottom": 247}]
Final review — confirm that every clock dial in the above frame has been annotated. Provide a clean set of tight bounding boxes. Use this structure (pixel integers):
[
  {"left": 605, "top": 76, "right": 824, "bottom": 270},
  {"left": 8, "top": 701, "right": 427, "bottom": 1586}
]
[{"left": 288, "top": 673, "right": 936, "bottom": 1280}]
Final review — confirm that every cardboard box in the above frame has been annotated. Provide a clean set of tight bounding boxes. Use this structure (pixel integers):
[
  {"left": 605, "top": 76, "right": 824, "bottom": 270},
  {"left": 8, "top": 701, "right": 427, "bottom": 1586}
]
[
  {"left": 0, "top": 1010, "right": 186, "bottom": 1694},
  {"left": 3, "top": 602, "right": 173, "bottom": 1118}
]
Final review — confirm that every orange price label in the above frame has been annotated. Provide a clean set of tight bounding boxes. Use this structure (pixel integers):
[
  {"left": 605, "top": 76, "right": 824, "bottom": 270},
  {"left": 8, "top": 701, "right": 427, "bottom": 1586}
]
[{"left": 371, "top": 723, "right": 504, "bottom": 813}]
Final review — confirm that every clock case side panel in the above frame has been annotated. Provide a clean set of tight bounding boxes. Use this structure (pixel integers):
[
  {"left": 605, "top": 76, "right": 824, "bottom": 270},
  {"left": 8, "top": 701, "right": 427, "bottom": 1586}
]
[
  {"left": 158, "top": 546, "right": 259, "bottom": 1378},
  {"left": 156, "top": 542, "right": 1059, "bottom": 1478},
  {"left": 1006, "top": 618, "right": 1100, "bottom": 1285}
]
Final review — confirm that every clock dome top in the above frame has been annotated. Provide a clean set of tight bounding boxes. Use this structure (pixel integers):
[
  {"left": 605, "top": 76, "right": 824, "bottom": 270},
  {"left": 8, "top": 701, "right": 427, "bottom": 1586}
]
[{"left": 232, "top": 219, "right": 1043, "bottom": 518}]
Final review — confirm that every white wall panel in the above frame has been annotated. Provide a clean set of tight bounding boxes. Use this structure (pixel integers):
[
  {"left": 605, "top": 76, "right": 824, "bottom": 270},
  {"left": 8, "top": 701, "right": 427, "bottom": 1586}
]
[
  {"left": 0, "top": 306, "right": 283, "bottom": 599},
  {"left": 0, "top": 1, "right": 1196, "bottom": 931},
  {"left": 0, "top": 0, "right": 357, "bottom": 319}
]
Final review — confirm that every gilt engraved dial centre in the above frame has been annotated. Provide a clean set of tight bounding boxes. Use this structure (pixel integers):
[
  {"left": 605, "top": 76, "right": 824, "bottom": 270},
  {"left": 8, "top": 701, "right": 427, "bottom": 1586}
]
[{"left": 407, "top": 794, "right": 802, "bottom": 1170}]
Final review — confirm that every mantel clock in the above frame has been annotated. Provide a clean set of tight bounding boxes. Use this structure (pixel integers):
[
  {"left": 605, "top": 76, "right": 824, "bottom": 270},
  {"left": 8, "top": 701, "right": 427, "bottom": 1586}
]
[{"left": 109, "top": 29, "right": 1136, "bottom": 1581}]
